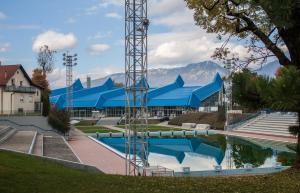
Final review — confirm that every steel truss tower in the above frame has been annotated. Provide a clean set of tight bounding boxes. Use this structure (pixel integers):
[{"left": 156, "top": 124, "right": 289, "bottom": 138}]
[
  {"left": 125, "top": 0, "right": 150, "bottom": 176},
  {"left": 63, "top": 52, "right": 78, "bottom": 114}
]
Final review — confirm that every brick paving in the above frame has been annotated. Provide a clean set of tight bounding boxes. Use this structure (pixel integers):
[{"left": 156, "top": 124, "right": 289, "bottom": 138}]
[
  {"left": 68, "top": 128, "right": 126, "bottom": 175},
  {"left": 43, "top": 135, "right": 79, "bottom": 162}
]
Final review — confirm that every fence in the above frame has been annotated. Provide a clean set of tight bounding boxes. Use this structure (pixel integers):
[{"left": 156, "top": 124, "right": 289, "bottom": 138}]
[{"left": 226, "top": 111, "right": 265, "bottom": 131}]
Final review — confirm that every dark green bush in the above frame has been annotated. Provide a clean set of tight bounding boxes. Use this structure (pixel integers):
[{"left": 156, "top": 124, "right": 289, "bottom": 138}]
[
  {"left": 48, "top": 107, "right": 70, "bottom": 134},
  {"left": 42, "top": 93, "right": 50, "bottom": 117}
]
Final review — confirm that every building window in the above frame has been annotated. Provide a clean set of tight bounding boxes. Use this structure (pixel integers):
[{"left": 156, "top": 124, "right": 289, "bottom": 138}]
[
  {"left": 20, "top": 95, "right": 24, "bottom": 103},
  {"left": 29, "top": 96, "right": 33, "bottom": 103},
  {"left": 36, "top": 91, "right": 39, "bottom": 96},
  {"left": 20, "top": 81, "right": 23, "bottom": 86},
  {"left": 11, "top": 78, "right": 15, "bottom": 86}
]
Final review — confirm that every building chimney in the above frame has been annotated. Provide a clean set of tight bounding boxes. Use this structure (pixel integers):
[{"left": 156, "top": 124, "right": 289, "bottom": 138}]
[{"left": 87, "top": 76, "right": 91, "bottom": 88}]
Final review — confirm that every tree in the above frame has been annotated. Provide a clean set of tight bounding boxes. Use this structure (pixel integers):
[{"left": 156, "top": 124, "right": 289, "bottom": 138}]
[
  {"left": 232, "top": 69, "right": 271, "bottom": 110},
  {"left": 37, "top": 45, "right": 56, "bottom": 76},
  {"left": 32, "top": 68, "right": 50, "bottom": 116},
  {"left": 232, "top": 67, "right": 300, "bottom": 166},
  {"left": 113, "top": 80, "right": 124, "bottom": 88},
  {"left": 32, "top": 68, "right": 50, "bottom": 92},
  {"left": 185, "top": 0, "right": 300, "bottom": 69}
]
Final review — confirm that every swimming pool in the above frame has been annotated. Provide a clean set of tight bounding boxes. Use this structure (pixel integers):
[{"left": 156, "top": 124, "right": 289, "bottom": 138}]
[{"left": 97, "top": 135, "right": 296, "bottom": 172}]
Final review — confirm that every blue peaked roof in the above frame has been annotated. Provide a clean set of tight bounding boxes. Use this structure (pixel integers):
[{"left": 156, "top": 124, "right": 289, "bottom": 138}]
[
  {"left": 51, "top": 79, "right": 83, "bottom": 97},
  {"left": 50, "top": 73, "right": 223, "bottom": 109}
]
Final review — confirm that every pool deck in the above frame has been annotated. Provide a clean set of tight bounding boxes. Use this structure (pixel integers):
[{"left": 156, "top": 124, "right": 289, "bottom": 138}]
[
  {"left": 216, "top": 130, "right": 297, "bottom": 143},
  {"left": 68, "top": 128, "right": 126, "bottom": 175}
]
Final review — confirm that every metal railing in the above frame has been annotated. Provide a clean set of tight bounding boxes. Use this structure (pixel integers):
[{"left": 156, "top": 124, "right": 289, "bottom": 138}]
[
  {"left": 226, "top": 111, "right": 265, "bottom": 131},
  {"left": 4, "top": 85, "right": 37, "bottom": 93},
  {"left": 0, "top": 110, "right": 42, "bottom": 116}
]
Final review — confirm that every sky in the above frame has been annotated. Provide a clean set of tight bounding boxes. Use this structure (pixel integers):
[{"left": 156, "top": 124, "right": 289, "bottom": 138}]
[{"left": 0, "top": 0, "right": 247, "bottom": 88}]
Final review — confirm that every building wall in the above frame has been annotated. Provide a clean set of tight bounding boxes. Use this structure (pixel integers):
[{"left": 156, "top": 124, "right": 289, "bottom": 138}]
[
  {"left": 6, "top": 69, "right": 31, "bottom": 87},
  {"left": 0, "top": 68, "right": 41, "bottom": 114},
  {"left": 0, "top": 87, "right": 3, "bottom": 114}
]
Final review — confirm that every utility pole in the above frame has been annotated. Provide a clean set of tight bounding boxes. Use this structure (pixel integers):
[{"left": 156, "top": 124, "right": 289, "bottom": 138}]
[{"left": 125, "top": 0, "right": 150, "bottom": 176}]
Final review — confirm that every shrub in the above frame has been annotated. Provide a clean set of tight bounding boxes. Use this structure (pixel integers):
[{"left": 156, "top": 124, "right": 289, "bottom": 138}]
[
  {"left": 48, "top": 107, "right": 70, "bottom": 134},
  {"left": 42, "top": 93, "right": 50, "bottom": 116},
  {"left": 169, "top": 112, "right": 225, "bottom": 130}
]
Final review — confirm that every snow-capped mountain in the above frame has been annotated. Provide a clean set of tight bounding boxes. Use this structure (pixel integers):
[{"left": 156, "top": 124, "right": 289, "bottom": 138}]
[{"left": 89, "top": 61, "right": 230, "bottom": 87}]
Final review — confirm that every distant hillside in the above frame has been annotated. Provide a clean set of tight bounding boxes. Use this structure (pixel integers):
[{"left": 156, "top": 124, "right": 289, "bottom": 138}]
[
  {"left": 89, "top": 61, "right": 230, "bottom": 87},
  {"left": 255, "top": 60, "right": 281, "bottom": 77}
]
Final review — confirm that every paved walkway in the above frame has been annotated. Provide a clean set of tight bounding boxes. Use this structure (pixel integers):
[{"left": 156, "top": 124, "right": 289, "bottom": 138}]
[
  {"left": 0, "top": 131, "right": 35, "bottom": 153},
  {"left": 216, "top": 130, "right": 297, "bottom": 143},
  {"left": 68, "top": 128, "right": 126, "bottom": 175}
]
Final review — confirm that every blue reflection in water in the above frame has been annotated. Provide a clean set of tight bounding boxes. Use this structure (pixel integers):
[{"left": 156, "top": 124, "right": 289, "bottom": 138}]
[{"left": 99, "top": 135, "right": 296, "bottom": 172}]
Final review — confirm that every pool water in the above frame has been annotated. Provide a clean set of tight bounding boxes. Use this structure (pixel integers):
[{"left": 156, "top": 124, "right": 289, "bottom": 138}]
[{"left": 98, "top": 135, "right": 296, "bottom": 172}]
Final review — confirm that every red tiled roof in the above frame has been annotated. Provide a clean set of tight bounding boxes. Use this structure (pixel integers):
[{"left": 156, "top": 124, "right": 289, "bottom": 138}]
[{"left": 0, "top": 64, "right": 21, "bottom": 86}]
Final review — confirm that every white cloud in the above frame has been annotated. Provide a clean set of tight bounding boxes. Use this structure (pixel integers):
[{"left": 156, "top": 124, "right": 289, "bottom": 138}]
[
  {"left": 149, "top": 0, "right": 184, "bottom": 16},
  {"left": 0, "top": 42, "right": 11, "bottom": 52},
  {"left": 85, "top": 5, "right": 100, "bottom": 15},
  {"left": 49, "top": 65, "right": 122, "bottom": 89},
  {"left": 99, "top": 0, "right": 123, "bottom": 7},
  {"left": 0, "top": 11, "right": 7, "bottom": 20},
  {"left": 48, "top": 68, "right": 66, "bottom": 89},
  {"left": 152, "top": 10, "right": 194, "bottom": 27},
  {"left": 87, "top": 31, "right": 113, "bottom": 40},
  {"left": 105, "top": 12, "right": 122, "bottom": 19},
  {"left": 66, "top": 17, "right": 76, "bottom": 24},
  {"left": 148, "top": 29, "right": 247, "bottom": 68},
  {"left": 32, "top": 30, "right": 77, "bottom": 52},
  {"left": 88, "top": 44, "right": 111, "bottom": 55},
  {"left": 85, "top": 0, "right": 123, "bottom": 15}
]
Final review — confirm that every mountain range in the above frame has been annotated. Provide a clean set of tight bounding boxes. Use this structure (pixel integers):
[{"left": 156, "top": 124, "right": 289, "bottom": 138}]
[{"left": 88, "top": 60, "right": 280, "bottom": 87}]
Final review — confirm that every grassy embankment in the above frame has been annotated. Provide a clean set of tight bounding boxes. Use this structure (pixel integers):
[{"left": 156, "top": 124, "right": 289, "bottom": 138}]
[
  {"left": 75, "top": 120, "right": 185, "bottom": 133},
  {"left": 1, "top": 151, "right": 300, "bottom": 193},
  {"left": 74, "top": 120, "right": 119, "bottom": 133},
  {"left": 116, "top": 124, "right": 184, "bottom": 132}
]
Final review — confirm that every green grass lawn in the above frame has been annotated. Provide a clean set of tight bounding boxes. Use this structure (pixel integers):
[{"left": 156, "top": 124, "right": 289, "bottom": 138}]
[
  {"left": 74, "top": 120, "right": 98, "bottom": 126},
  {"left": 117, "top": 124, "right": 184, "bottom": 132},
  {"left": 1, "top": 151, "right": 300, "bottom": 193},
  {"left": 75, "top": 126, "right": 120, "bottom": 133}
]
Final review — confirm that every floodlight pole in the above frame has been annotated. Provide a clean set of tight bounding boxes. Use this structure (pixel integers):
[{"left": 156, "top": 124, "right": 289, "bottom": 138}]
[
  {"left": 125, "top": 0, "right": 150, "bottom": 176},
  {"left": 63, "top": 52, "right": 78, "bottom": 115},
  {"left": 224, "top": 63, "right": 234, "bottom": 130}
]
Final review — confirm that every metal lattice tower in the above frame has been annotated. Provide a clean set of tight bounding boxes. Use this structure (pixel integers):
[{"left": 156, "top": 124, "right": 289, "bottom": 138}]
[
  {"left": 63, "top": 52, "right": 78, "bottom": 114},
  {"left": 125, "top": 0, "right": 150, "bottom": 176}
]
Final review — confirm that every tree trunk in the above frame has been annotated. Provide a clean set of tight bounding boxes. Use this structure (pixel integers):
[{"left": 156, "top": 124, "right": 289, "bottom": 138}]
[
  {"left": 277, "top": 7, "right": 300, "bottom": 70},
  {"left": 279, "top": 28, "right": 300, "bottom": 70}
]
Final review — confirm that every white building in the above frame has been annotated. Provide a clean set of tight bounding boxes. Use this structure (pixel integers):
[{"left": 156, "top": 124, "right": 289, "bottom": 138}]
[{"left": 0, "top": 64, "right": 42, "bottom": 114}]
